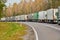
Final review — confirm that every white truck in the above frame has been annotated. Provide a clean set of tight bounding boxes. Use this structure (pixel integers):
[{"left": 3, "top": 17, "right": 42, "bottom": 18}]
[
  {"left": 24, "top": 15, "right": 28, "bottom": 21},
  {"left": 1, "top": 17, "right": 6, "bottom": 21},
  {"left": 27, "top": 14, "right": 33, "bottom": 21},
  {"left": 38, "top": 11, "right": 47, "bottom": 22},
  {"left": 15, "top": 16, "right": 21, "bottom": 21},
  {"left": 58, "top": 6, "right": 60, "bottom": 25},
  {"left": 46, "top": 8, "right": 58, "bottom": 23},
  {"left": 20, "top": 15, "right": 25, "bottom": 21}
]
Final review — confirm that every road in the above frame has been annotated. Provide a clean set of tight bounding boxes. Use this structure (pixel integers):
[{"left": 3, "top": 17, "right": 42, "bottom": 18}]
[{"left": 20, "top": 22, "right": 60, "bottom": 40}]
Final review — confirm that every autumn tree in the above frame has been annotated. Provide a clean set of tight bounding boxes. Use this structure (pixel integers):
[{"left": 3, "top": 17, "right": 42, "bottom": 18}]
[
  {"left": 12, "top": 3, "right": 18, "bottom": 16},
  {"left": 18, "top": 0, "right": 26, "bottom": 15},
  {"left": 18, "top": 3, "right": 23, "bottom": 15},
  {"left": 6, "top": 6, "right": 13, "bottom": 17},
  {"left": 47, "top": 0, "right": 60, "bottom": 8}
]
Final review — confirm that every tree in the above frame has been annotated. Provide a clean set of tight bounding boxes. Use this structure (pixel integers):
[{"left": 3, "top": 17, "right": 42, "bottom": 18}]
[
  {"left": 5, "top": 6, "right": 13, "bottom": 17},
  {"left": 0, "top": 0, "right": 7, "bottom": 3},
  {"left": 0, "top": 1, "right": 6, "bottom": 19},
  {"left": 47, "top": 0, "right": 60, "bottom": 8},
  {"left": 0, "top": 1, "right": 5, "bottom": 18},
  {"left": 12, "top": 3, "right": 18, "bottom": 16}
]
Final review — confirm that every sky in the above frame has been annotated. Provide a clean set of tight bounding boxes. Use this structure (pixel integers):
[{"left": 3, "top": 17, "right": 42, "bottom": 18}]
[
  {"left": 5, "top": 0, "right": 21, "bottom": 7},
  {"left": 5, "top": 0, "right": 35, "bottom": 7}
]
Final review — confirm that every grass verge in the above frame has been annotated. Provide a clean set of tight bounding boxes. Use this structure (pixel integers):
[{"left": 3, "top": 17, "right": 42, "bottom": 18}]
[{"left": 0, "top": 22, "right": 28, "bottom": 40}]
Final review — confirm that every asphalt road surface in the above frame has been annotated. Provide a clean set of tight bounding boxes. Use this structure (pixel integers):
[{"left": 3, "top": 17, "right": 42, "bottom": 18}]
[{"left": 20, "top": 22, "right": 60, "bottom": 40}]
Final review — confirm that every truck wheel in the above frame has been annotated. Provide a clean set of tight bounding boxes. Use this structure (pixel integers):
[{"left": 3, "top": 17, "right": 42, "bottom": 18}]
[
  {"left": 58, "top": 22, "right": 60, "bottom": 25},
  {"left": 58, "top": 23, "right": 60, "bottom": 25}
]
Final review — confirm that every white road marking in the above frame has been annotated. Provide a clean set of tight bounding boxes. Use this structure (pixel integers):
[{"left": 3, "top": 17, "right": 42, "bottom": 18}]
[
  {"left": 28, "top": 24, "right": 39, "bottom": 40},
  {"left": 20, "top": 22, "right": 38, "bottom": 40}
]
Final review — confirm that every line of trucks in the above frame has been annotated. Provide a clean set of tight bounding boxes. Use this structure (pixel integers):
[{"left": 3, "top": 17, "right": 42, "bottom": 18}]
[{"left": 0, "top": 7, "right": 60, "bottom": 25}]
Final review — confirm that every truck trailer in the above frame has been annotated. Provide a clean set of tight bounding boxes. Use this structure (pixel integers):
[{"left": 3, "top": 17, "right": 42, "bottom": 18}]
[
  {"left": 58, "top": 6, "right": 60, "bottom": 25},
  {"left": 46, "top": 8, "right": 58, "bottom": 23},
  {"left": 27, "top": 13, "right": 33, "bottom": 21},
  {"left": 38, "top": 11, "right": 47, "bottom": 22},
  {"left": 32, "top": 12, "right": 38, "bottom": 22},
  {"left": 1, "top": 17, "right": 6, "bottom": 22}
]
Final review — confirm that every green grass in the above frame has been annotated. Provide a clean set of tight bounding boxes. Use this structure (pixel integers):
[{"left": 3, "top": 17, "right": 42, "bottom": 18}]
[{"left": 0, "top": 22, "right": 28, "bottom": 40}]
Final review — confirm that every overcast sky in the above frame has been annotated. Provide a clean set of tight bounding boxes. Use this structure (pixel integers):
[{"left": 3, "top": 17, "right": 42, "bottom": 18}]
[
  {"left": 5, "top": 0, "right": 21, "bottom": 7},
  {"left": 5, "top": 0, "right": 35, "bottom": 7}
]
